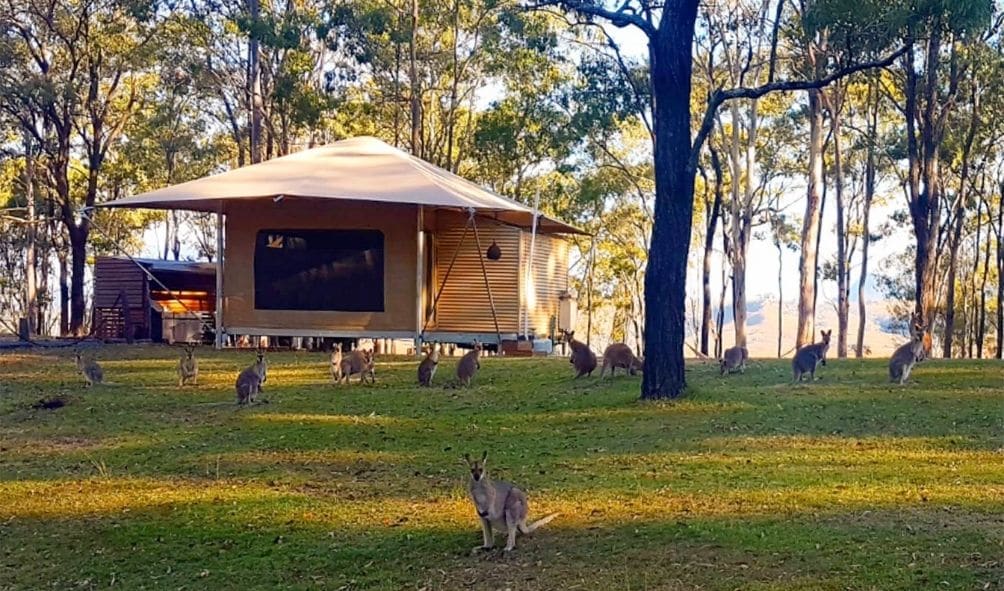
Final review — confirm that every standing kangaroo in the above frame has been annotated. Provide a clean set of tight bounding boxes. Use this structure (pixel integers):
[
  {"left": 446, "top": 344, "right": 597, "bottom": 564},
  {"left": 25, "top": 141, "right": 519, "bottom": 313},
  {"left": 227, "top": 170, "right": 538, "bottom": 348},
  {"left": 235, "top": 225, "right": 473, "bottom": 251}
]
[
  {"left": 599, "top": 343, "right": 643, "bottom": 378},
  {"left": 177, "top": 344, "right": 198, "bottom": 387},
  {"left": 74, "top": 351, "right": 104, "bottom": 387},
  {"left": 561, "top": 330, "right": 597, "bottom": 379},
  {"left": 889, "top": 319, "right": 928, "bottom": 385},
  {"left": 329, "top": 343, "right": 343, "bottom": 384},
  {"left": 235, "top": 350, "right": 267, "bottom": 405},
  {"left": 464, "top": 451, "right": 559, "bottom": 553},
  {"left": 340, "top": 349, "right": 375, "bottom": 384},
  {"left": 720, "top": 346, "right": 748, "bottom": 375},
  {"left": 417, "top": 344, "right": 442, "bottom": 387},
  {"left": 792, "top": 330, "right": 832, "bottom": 382},
  {"left": 456, "top": 341, "right": 482, "bottom": 387}
]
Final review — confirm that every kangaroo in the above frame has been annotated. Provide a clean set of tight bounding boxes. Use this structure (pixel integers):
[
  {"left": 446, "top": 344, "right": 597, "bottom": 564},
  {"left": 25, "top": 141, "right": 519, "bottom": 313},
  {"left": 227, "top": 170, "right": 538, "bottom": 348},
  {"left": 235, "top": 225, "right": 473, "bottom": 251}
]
[
  {"left": 74, "top": 351, "right": 104, "bottom": 387},
  {"left": 599, "top": 343, "right": 643, "bottom": 378},
  {"left": 177, "top": 344, "right": 199, "bottom": 387},
  {"left": 329, "top": 343, "right": 343, "bottom": 384},
  {"left": 792, "top": 330, "right": 832, "bottom": 382},
  {"left": 417, "top": 343, "right": 442, "bottom": 387},
  {"left": 340, "top": 348, "right": 375, "bottom": 384},
  {"left": 456, "top": 341, "right": 482, "bottom": 387},
  {"left": 561, "top": 330, "right": 597, "bottom": 379},
  {"left": 720, "top": 346, "right": 748, "bottom": 376},
  {"left": 889, "top": 319, "right": 928, "bottom": 385},
  {"left": 464, "top": 451, "right": 559, "bottom": 553},
  {"left": 235, "top": 350, "right": 267, "bottom": 405}
]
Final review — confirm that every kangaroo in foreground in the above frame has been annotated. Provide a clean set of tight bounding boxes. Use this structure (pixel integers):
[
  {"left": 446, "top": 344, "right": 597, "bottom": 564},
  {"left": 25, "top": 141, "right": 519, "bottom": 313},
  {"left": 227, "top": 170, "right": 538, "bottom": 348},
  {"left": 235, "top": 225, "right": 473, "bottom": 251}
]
[
  {"left": 792, "top": 330, "right": 832, "bottom": 382},
  {"left": 456, "top": 341, "right": 482, "bottom": 387},
  {"left": 340, "top": 349, "right": 375, "bottom": 384},
  {"left": 235, "top": 350, "right": 267, "bottom": 405},
  {"left": 74, "top": 351, "right": 104, "bottom": 387},
  {"left": 720, "top": 346, "right": 748, "bottom": 375},
  {"left": 599, "top": 343, "right": 643, "bottom": 378},
  {"left": 177, "top": 344, "right": 198, "bottom": 387},
  {"left": 329, "top": 343, "right": 343, "bottom": 384},
  {"left": 889, "top": 319, "right": 928, "bottom": 385},
  {"left": 464, "top": 451, "right": 559, "bottom": 553},
  {"left": 561, "top": 329, "right": 597, "bottom": 378},
  {"left": 417, "top": 343, "right": 442, "bottom": 387}
]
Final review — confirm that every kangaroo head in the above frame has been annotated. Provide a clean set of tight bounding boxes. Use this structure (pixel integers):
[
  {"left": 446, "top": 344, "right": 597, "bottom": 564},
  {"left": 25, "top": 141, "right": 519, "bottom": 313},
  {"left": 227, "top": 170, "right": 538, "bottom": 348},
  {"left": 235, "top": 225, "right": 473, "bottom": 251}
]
[
  {"left": 820, "top": 330, "right": 832, "bottom": 345},
  {"left": 463, "top": 451, "right": 488, "bottom": 482},
  {"left": 472, "top": 340, "right": 483, "bottom": 353},
  {"left": 333, "top": 343, "right": 342, "bottom": 353},
  {"left": 184, "top": 344, "right": 195, "bottom": 359}
]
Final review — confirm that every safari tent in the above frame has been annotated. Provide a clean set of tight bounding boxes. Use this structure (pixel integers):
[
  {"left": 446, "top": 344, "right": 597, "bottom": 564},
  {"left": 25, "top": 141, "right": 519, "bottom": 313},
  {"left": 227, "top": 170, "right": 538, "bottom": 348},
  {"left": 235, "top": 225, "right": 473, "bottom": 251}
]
[{"left": 102, "top": 136, "right": 582, "bottom": 349}]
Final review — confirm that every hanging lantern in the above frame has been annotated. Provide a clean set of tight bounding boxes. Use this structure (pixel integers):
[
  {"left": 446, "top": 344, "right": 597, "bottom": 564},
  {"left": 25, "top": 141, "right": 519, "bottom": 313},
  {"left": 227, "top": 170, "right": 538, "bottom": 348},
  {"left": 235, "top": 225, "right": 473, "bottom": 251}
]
[{"left": 486, "top": 240, "right": 502, "bottom": 261}]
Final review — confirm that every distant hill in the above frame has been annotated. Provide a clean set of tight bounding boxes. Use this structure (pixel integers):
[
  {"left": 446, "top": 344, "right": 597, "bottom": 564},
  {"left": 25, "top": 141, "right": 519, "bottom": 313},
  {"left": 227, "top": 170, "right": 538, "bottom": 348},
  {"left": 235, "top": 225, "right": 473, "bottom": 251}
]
[{"left": 719, "top": 297, "right": 908, "bottom": 358}]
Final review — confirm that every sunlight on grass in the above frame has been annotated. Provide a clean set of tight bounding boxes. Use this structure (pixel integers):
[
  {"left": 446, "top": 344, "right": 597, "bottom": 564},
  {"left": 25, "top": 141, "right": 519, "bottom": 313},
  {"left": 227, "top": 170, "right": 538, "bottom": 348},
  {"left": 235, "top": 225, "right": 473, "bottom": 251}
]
[
  {"left": 3, "top": 347, "right": 1004, "bottom": 590},
  {"left": 247, "top": 412, "right": 417, "bottom": 426}
]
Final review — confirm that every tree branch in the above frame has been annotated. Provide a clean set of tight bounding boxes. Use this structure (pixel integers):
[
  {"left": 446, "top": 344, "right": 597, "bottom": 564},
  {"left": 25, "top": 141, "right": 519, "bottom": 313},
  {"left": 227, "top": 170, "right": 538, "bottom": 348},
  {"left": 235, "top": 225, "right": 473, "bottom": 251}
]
[
  {"left": 530, "top": 1, "right": 656, "bottom": 37},
  {"left": 691, "top": 44, "right": 908, "bottom": 173}
]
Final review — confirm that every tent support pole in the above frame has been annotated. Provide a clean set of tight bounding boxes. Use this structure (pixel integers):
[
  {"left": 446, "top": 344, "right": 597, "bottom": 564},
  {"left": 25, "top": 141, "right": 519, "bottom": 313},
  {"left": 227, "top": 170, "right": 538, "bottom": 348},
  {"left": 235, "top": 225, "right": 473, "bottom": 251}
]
[
  {"left": 215, "top": 205, "right": 224, "bottom": 350},
  {"left": 414, "top": 206, "right": 424, "bottom": 355},
  {"left": 470, "top": 210, "right": 503, "bottom": 349},
  {"left": 419, "top": 212, "right": 472, "bottom": 340}
]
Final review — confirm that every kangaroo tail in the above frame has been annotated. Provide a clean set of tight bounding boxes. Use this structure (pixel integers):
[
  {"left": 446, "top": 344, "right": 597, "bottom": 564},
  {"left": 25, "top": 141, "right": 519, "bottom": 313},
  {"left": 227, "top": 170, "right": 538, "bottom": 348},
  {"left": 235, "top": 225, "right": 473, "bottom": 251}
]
[{"left": 521, "top": 512, "right": 559, "bottom": 534}]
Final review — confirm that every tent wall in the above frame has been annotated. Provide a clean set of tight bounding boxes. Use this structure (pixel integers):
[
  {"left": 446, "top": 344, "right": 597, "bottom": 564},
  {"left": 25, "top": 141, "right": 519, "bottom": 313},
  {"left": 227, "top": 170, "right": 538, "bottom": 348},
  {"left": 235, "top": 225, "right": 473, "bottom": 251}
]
[
  {"left": 521, "top": 233, "right": 570, "bottom": 338},
  {"left": 222, "top": 201, "right": 419, "bottom": 334},
  {"left": 428, "top": 214, "right": 521, "bottom": 333}
]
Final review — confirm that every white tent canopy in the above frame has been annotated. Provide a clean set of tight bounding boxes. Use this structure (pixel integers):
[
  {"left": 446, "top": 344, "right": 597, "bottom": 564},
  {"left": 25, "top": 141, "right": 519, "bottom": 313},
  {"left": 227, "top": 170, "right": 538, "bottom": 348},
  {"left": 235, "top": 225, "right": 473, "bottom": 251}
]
[{"left": 102, "top": 136, "right": 583, "bottom": 235}]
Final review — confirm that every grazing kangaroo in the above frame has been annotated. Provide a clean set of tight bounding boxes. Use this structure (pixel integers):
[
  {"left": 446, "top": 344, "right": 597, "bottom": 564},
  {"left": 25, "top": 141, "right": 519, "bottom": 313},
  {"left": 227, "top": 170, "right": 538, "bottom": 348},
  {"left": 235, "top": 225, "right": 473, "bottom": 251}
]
[
  {"left": 464, "top": 451, "right": 559, "bottom": 553},
  {"left": 889, "top": 319, "right": 928, "bottom": 385},
  {"left": 561, "top": 329, "right": 597, "bottom": 378},
  {"left": 456, "top": 341, "right": 482, "bottom": 387},
  {"left": 720, "top": 346, "right": 748, "bottom": 375},
  {"left": 599, "top": 343, "right": 643, "bottom": 378},
  {"left": 329, "top": 343, "right": 343, "bottom": 384},
  {"left": 74, "top": 351, "right": 104, "bottom": 387},
  {"left": 340, "top": 349, "right": 376, "bottom": 384},
  {"left": 177, "top": 344, "right": 199, "bottom": 387},
  {"left": 417, "top": 343, "right": 442, "bottom": 387},
  {"left": 235, "top": 350, "right": 267, "bottom": 405},
  {"left": 792, "top": 330, "right": 832, "bottom": 382}
]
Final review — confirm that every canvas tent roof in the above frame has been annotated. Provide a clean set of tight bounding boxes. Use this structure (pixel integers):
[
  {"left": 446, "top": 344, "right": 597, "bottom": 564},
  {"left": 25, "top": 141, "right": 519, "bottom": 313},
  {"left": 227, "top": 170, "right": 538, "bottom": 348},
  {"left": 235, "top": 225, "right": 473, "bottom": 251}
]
[{"left": 101, "top": 136, "right": 583, "bottom": 234}]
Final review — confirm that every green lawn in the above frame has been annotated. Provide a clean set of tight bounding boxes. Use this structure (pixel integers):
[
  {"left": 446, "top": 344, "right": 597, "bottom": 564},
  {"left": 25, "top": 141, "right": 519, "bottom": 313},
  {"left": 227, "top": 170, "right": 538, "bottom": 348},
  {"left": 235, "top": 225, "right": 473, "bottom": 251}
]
[{"left": 1, "top": 346, "right": 1003, "bottom": 590}]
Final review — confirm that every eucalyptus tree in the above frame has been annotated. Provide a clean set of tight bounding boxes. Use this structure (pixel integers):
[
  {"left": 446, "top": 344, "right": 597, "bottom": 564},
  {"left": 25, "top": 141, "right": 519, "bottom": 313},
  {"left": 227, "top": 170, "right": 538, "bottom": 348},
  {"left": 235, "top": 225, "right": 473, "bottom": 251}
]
[{"left": 539, "top": 0, "right": 905, "bottom": 398}]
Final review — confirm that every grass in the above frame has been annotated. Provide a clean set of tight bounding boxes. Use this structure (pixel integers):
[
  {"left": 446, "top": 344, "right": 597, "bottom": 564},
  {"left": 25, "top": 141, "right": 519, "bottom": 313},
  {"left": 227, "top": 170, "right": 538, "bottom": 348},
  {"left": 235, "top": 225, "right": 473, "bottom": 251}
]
[{"left": 1, "top": 346, "right": 1003, "bottom": 590}]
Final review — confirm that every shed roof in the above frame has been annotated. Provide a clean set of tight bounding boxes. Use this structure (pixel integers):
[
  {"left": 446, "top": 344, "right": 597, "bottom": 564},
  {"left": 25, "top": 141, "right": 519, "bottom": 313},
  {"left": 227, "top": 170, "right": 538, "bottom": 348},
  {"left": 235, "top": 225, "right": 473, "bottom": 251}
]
[{"left": 101, "top": 136, "right": 583, "bottom": 234}]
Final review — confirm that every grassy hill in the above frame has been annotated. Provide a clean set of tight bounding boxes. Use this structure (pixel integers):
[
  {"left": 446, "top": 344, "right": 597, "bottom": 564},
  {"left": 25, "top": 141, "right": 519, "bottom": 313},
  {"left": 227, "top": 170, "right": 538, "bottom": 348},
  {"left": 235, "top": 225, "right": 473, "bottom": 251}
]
[{"left": 1, "top": 346, "right": 1002, "bottom": 590}]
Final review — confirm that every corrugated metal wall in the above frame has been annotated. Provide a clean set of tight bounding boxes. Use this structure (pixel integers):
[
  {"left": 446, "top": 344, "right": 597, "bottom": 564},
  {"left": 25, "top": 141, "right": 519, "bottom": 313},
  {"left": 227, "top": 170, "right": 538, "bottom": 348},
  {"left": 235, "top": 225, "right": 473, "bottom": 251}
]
[
  {"left": 430, "top": 220, "right": 522, "bottom": 333},
  {"left": 522, "top": 233, "right": 569, "bottom": 338}
]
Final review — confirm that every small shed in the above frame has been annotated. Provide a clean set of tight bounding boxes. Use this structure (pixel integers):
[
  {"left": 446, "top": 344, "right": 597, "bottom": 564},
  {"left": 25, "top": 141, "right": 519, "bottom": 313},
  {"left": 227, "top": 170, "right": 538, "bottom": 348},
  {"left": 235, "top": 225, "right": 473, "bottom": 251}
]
[
  {"left": 101, "top": 136, "right": 583, "bottom": 348},
  {"left": 92, "top": 256, "right": 216, "bottom": 343}
]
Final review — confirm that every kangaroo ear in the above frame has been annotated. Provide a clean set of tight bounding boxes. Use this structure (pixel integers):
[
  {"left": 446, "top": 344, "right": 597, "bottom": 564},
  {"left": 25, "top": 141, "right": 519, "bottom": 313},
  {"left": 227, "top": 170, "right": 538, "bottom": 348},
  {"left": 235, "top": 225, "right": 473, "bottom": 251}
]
[
  {"left": 480, "top": 450, "right": 488, "bottom": 463},
  {"left": 462, "top": 453, "right": 472, "bottom": 466}
]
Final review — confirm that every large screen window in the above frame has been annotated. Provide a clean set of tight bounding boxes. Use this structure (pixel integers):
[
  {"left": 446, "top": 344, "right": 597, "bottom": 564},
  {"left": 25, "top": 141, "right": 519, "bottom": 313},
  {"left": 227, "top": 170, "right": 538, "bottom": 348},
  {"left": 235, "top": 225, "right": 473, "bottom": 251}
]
[{"left": 254, "top": 229, "right": 384, "bottom": 312}]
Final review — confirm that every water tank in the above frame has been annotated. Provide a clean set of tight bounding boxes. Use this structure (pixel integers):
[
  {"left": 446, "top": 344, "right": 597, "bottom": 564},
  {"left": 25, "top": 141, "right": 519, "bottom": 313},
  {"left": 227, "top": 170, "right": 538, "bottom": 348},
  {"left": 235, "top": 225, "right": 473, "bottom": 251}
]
[{"left": 558, "top": 289, "right": 577, "bottom": 333}]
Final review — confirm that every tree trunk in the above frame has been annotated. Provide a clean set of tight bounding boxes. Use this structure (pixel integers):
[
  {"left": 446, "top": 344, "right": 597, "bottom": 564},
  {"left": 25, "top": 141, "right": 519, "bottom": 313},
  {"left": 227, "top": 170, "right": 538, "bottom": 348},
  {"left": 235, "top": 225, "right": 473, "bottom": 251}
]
[
  {"left": 701, "top": 145, "right": 724, "bottom": 356},
  {"left": 832, "top": 91, "right": 849, "bottom": 358},
  {"left": 777, "top": 239, "right": 783, "bottom": 358},
  {"left": 24, "top": 133, "right": 37, "bottom": 336},
  {"left": 997, "top": 179, "right": 1004, "bottom": 359},
  {"left": 68, "top": 227, "right": 87, "bottom": 336},
  {"left": 58, "top": 248, "right": 69, "bottom": 336},
  {"left": 856, "top": 80, "right": 877, "bottom": 358},
  {"left": 727, "top": 101, "right": 748, "bottom": 350},
  {"left": 944, "top": 82, "right": 979, "bottom": 357},
  {"left": 409, "top": 0, "right": 422, "bottom": 158},
  {"left": 978, "top": 201, "right": 992, "bottom": 358},
  {"left": 797, "top": 87, "right": 824, "bottom": 348},
  {"left": 642, "top": 6, "right": 699, "bottom": 399},
  {"left": 248, "top": 0, "right": 263, "bottom": 164}
]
